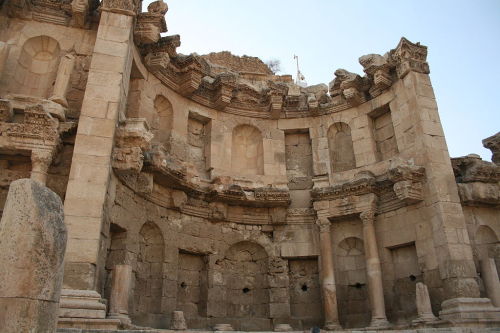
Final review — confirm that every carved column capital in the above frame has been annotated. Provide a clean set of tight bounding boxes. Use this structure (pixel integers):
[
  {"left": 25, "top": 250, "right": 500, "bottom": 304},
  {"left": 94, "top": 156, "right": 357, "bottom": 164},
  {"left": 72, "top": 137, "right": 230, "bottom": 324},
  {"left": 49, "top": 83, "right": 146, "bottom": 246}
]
[
  {"left": 31, "top": 149, "right": 54, "bottom": 185},
  {"left": 316, "top": 218, "right": 331, "bottom": 233},
  {"left": 359, "top": 209, "right": 376, "bottom": 226}
]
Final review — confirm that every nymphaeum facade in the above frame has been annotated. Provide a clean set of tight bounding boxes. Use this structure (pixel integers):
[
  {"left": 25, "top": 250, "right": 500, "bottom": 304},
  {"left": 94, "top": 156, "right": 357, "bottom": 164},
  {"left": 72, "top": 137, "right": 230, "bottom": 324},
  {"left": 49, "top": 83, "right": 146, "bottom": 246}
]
[{"left": 0, "top": 0, "right": 499, "bottom": 330}]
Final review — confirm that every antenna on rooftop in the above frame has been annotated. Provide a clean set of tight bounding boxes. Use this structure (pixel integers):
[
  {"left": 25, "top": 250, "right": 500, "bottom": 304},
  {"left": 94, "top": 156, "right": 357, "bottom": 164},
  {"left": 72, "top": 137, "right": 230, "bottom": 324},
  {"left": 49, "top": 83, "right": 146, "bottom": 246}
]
[{"left": 293, "top": 54, "right": 307, "bottom": 87}]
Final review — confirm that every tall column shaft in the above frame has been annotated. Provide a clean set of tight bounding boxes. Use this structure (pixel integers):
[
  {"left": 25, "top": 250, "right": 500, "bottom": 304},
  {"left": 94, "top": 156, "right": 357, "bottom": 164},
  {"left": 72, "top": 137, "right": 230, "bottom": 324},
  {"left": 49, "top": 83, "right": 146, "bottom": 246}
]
[
  {"left": 63, "top": 10, "right": 134, "bottom": 292},
  {"left": 316, "top": 218, "right": 341, "bottom": 330},
  {"left": 108, "top": 264, "right": 132, "bottom": 324},
  {"left": 50, "top": 53, "right": 76, "bottom": 107},
  {"left": 360, "top": 210, "right": 389, "bottom": 328},
  {"left": 480, "top": 258, "right": 500, "bottom": 307}
]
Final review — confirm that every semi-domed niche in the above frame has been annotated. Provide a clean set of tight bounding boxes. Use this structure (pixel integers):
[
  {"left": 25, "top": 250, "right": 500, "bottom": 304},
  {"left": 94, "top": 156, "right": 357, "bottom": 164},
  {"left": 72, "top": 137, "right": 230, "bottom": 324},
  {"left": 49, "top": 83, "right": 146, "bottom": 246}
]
[
  {"left": 327, "top": 122, "right": 356, "bottom": 173},
  {"left": 14, "top": 35, "right": 61, "bottom": 98},
  {"left": 335, "top": 237, "right": 370, "bottom": 328},
  {"left": 231, "top": 124, "right": 264, "bottom": 175},
  {"left": 132, "top": 222, "right": 165, "bottom": 327},
  {"left": 223, "top": 241, "right": 269, "bottom": 318},
  {"left": 152, "top": 95, "right": 173, "bottom": 147}
]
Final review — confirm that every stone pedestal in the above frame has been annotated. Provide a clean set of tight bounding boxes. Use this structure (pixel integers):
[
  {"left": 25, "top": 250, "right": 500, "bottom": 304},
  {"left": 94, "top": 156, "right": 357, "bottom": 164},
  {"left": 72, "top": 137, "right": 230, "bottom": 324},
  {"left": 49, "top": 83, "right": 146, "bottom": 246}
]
[
  {"left": 480, "top": 258, "right": 500, "bottom": 307},
  {"left": 316, "top": 218, "right": 342, "bottom": 330},
  {"left": 58, "top": 289, "right": 106, "bottom": 319},
  {"left": 0, "top": 179, "right": 66, "bottom": 333},
  {"left": 360, "top": 210, "right": 390, "bottom": 329},
  {"left": 439, "top": 298, "right": 500, "bottom": 325},
  {"left": 108, "top": 264, "right": 132, "bottom": 324},
  {"left": 171, "top": 310, "right": 187, "bottom": 330}
]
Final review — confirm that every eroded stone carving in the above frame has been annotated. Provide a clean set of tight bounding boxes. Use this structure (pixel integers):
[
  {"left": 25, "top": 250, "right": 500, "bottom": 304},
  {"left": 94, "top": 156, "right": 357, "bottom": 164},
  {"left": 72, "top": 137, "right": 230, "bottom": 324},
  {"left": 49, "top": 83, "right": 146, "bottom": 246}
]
[
  {"left": 359, "top": 53, "right": 394, "bottom": 97},
  {"left": 483, "top": 132, "right": 500, "bottom": 165},
  {"left": 390, "top": 37, "right": 430, "bottom": 79}
]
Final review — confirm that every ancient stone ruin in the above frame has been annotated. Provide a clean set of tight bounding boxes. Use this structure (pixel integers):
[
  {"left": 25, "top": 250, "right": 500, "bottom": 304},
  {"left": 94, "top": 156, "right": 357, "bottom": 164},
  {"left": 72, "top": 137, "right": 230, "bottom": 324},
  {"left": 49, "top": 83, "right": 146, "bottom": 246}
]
[{"left": 0, "top": 0, "right": 499, "bottom": 331}]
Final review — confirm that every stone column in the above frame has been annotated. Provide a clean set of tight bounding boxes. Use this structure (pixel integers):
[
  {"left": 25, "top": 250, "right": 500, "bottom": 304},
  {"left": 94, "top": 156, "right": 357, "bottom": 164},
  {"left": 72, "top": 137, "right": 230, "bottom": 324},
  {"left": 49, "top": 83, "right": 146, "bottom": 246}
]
[
  {"left": 480, "top": 258, "right": 500, "bottom": 307},
  {"left": 0, "top": 41, "right": 10, "bottom": 80},
  {"left": 60, "top": 5, "right": 135, "bottom": 324},
  {"left": 360, "top": 210, "right": 389, "bottom": 328},
  {"left": 0, "top": 179, "right": 66, "bottom": 332},
  {"left": 50, "top": 53, "right": 76, "bottom": 107},
  {"left": 31, "top": 149, "right": 53, "bottom": 185},
  {"left": 316, "top": 218, "right": 341, "bottom": 330},
  {"left": 108, "top": 264, "right": 132, "bottom": 324}
]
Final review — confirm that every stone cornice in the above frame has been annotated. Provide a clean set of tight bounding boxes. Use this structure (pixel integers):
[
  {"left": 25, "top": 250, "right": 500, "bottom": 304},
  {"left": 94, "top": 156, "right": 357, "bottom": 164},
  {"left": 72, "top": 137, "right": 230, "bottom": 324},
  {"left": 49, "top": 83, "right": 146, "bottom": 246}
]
[
  {"left": 137, "top": 36, "right": 429, "bottom": 119},
  {"left": 311, "top": 165, "right": 426, "bottom": 215}
]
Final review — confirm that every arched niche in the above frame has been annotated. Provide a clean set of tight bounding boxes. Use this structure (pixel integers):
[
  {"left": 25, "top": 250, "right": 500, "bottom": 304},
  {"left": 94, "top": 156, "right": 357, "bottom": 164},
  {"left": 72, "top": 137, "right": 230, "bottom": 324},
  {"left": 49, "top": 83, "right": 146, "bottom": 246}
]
[
  {"left": 223, "top": 241, "right": 269, "bottom": 318},
  {"left": 335, "top": 237, "right": 370, "bottom": 328},
  {"left": 14, "top": 35, "right": 61, "bottom": 98},
  {"left": 328, "top": 122, "right": 356, "bottom": 173},
  {"left": 132, "top": 222, "right": 165, "bottom": 326},
  {"left": 152, "top": 95, "right": 173, "bottom": 146},
  {"left": 475, "top": 225, "right": 499, "bottom": 260},
  {"left": 231, "top": 124, "right": 264, "bottom": 175}
]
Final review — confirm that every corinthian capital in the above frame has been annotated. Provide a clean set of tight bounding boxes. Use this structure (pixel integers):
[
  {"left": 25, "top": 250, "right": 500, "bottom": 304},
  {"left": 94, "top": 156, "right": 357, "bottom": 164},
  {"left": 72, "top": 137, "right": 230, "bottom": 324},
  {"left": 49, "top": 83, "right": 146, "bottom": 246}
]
[
  {"left": 359, "top": 209, "right": 376, "bottom": 225},
  {"left": 316, "top": 218, "right": 331, "bottom": 233}
]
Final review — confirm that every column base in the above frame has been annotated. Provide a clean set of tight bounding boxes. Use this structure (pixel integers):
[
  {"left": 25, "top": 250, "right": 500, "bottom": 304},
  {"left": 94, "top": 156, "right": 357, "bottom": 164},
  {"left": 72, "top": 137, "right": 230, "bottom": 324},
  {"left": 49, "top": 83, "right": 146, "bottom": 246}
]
[
  {"left": 323, "top": 321, "right": 342, "bottom": 330},
  {"left": 58, "top": 289, "right": 106, "bottom": 319},
  {"left": 214, "top": 323, "right": 234, "bottom": 331},
  {"left": 412, "top": 313, "right": 441, "bottom": 325},
  {"left": 274, "top": 323, "right": 293, "bottom": 331},
  {"left": 367, "top": 317, "right": 391, "bottom": 329},
  {"left": 107, "top": 312, "right": 131, "bottom": 326},
  {"left": 58, "top": 289, "right": 121, "bottom": 329},
  {"left": 439, "top": 297, "right": 500, "bottom": 325}
]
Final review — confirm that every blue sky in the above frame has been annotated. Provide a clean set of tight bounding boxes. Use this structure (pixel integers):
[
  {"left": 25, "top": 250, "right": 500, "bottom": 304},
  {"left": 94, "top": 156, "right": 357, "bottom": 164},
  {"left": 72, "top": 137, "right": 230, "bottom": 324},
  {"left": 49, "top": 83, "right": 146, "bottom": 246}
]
[{"left": 144, "top": 0, "right": 500, "bottom": 160}]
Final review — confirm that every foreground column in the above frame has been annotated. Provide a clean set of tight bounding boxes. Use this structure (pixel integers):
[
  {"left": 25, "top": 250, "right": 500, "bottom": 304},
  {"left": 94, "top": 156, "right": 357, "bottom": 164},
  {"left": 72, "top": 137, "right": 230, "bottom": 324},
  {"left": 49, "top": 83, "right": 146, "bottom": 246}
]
[
  {"left": 480, "top": 258, "right": 500, "bottom": 307},
  {"left": 316, "top": 218, "right": 341, "bottom": 330},
  {"left": 0, "top": 179, "right": 67, "bottom": 332},
  {"left": 108, "top": 264, "right": 132, "bottom": 324},
  {"left": 360, "top": 210, "right": 389, "bottom": 328}
]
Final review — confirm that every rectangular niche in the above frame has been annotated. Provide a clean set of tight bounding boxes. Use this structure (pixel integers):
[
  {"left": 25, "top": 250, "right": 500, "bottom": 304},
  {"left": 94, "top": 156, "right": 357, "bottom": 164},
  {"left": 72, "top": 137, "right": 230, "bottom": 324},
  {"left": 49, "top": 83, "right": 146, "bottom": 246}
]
[
  {"left": 187, "top": 112, "right": 211, "bottom": 180},
  {"left": 177, "top": 251, "right": 208, "bottom": 318},
  {"left": 389, "top": 243, "right": 421, "bottom": 322},
  {"left": 284, "top": 130, "right": 313, "bottom": 208},
  {"left": 370, "top": 106, "right": 399, "bottom": 161},
  {"left": 288, "top": 259, "right": 322, "bottom": 327}
]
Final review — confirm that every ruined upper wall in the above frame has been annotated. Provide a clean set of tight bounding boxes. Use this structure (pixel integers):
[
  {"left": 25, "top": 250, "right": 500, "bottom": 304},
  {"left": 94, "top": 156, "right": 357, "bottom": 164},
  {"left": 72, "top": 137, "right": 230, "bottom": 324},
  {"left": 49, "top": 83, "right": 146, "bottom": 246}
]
[{"left": 201, "top": 51, "right": 273, "bottom": 76}]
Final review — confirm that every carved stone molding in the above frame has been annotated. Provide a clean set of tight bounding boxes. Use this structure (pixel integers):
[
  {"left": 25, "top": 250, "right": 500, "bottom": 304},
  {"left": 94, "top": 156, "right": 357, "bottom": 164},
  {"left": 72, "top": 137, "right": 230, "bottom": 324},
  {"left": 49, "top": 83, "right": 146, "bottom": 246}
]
[
  {"left": 359, "top": 54, "right": 394, "bottom": 98},
  {"left": 329, "top": 69, "right": 367, "bottom": 106},
  {"left": 134, "top": 1, "right": 168, "bottom": 45},
  {"left": 0, "top": 99, "right": 13, "bottom": 122},
  {"left": 101, "top": 0, "right": 137, "bottom": 16},
  {"left": 393, "top": 180, "right": 423, "bottom": 204},
  {"left": 312, "top": 164, "right": 426, "bottom": 215},
  {"left": 452, "top": 154, "right": 500, "bottom": 183}
]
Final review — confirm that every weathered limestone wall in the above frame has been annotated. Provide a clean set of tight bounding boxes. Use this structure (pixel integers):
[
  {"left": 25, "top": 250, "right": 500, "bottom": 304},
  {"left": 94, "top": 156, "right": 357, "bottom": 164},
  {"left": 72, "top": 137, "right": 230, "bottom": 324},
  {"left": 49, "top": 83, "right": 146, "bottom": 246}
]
[{"left": 0, "top": 18, "right": 96, "bottom": 119}]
